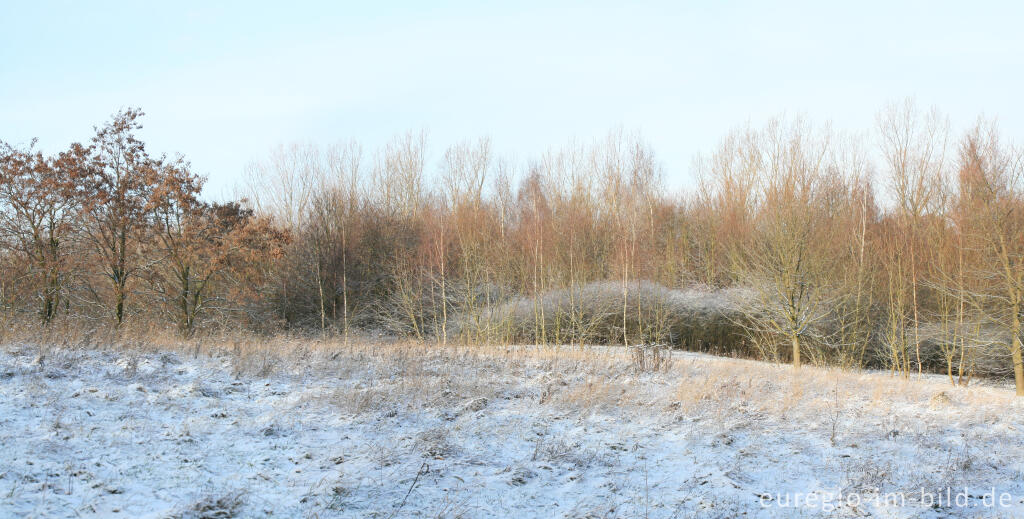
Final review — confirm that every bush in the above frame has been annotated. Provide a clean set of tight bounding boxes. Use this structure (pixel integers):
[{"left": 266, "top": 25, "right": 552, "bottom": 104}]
[{"left": 450, "top": 281, "right": 755, "bottom": 355}]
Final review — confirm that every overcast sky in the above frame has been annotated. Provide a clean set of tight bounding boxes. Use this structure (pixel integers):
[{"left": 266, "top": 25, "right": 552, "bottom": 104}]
[{"left": 3, "top": 0, "right": 1023, "bottom": 198}]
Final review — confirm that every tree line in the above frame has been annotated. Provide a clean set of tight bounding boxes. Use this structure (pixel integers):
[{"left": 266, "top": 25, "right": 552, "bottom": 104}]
[{"left": 3, "top": 101, "right": 1024, "bottom": 395}]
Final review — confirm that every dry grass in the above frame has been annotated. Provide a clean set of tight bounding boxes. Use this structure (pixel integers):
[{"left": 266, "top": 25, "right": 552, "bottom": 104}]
[{"left": 5, "top": 321, "right": 1019, "bottom": 424}]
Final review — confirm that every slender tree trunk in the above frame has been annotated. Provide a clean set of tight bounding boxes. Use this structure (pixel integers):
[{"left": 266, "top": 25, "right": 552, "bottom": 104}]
[
  {"left": 911, "top": 244, "right": 922, "bottom": 376},
  {"left": 622, "top": 262, "right": 629, "bottom": 347},
  {"left": 180, "top": 266, "right": 191, "bottom": 335},
  {"left": 114, "top": 228, "right": 128, "bottom": 327},
  {"left": 955, "top": 231, "right": 963, "bottom": 385},
  {"left": 854, "top": 204, "right": 867, "bottom": 366},
  {"left": 1012, "top": 309, "right": 1024, "bottom": 396},
  {"left": 439, "top": 235, "right": 447, "bottom": 347},
  {"left": 42, "top": 267, "right": 59, "bottom": 324},
  {"left": 998, "top": 236, "right": 1023, "bottom": 396},
  {"left": 341, "top": 223, "right": 349, "bottom": 348},
  {"left": 316, "top": 259, "right": 326, "bottom": 335}
]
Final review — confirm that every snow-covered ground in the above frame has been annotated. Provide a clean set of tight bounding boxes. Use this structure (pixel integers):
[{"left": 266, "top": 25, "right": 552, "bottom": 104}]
[{"left": 1, "top": 340, "right": 1023, "bottom": 518}]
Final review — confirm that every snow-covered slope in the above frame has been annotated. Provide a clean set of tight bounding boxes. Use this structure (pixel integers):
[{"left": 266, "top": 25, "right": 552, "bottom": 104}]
[{"left": 1, "top": 342, "right": 1022, "bottom": 518}]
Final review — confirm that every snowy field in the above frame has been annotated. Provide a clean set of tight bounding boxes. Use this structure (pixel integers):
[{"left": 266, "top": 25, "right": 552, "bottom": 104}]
[{"left": 1, "top": 340, "right": 1023, "bottom": 518}]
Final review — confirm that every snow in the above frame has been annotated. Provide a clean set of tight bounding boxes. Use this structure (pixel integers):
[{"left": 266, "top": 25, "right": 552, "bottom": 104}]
[{"left": 1, "top": 342, "right": 1023, "bottom": 518}]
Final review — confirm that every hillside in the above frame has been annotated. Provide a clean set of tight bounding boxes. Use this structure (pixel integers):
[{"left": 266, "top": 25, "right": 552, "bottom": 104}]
[{"left": 2, "top": 339, "right": 1022, "bottom": 518}]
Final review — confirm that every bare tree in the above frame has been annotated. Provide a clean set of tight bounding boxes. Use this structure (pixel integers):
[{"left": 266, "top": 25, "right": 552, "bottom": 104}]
[
  {"left": 877, "top": 99, "right": 950, "bottom": 374},
  {"left": 729, "top": 119, "right": 843, "bottom": 369}
]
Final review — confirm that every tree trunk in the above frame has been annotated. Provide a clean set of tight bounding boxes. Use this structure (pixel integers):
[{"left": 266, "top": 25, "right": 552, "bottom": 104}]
[
  {"left": 179, "top": 266, "right": 191, "bottom": 335},
  {"left": 792, "top": 333, "right": 801, "bottom": 369},
  {"left": 1013, "top": 313, "right": 1024, "bottom": 396},
  {"left": 1012, "top": 340, "right": 1023, "bottom": 396},
  {"left": 115, "top": 290, "right": 125, "bottom": 327},
  {"left": 316, "top": 260, "right": 326, "bottom": 335}
]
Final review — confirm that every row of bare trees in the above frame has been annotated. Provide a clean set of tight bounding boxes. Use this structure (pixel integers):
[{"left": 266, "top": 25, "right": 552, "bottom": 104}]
[
  {"left": 693, "top": 101, "right": 1024, "bottom": 394},
  {"left": 4, "top": 102, "right": 1024, "bottom": 394}
]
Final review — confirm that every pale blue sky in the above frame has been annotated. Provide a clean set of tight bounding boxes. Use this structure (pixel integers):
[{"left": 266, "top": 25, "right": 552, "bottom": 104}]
[{"left": 2, "top": 1, "right": 1023, "bottom": 198}]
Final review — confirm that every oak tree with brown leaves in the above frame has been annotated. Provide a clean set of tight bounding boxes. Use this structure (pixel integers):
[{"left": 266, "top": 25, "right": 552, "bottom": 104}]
[
  {"left": 0, "top": 140, "right": 86, "bottom": 322},
  {"left": 79, "top": 108, "right": 165, "bottom": 326}
]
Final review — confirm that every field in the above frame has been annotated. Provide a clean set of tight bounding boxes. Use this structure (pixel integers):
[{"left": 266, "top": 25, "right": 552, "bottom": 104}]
[{"left": 2, "top": 338, "right": 1023, "bottom": 518}]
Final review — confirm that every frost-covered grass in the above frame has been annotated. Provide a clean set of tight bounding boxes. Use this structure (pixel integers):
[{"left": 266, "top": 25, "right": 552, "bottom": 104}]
[{"left": 1, "top": 338, "right": 1023, "bottom": 518}]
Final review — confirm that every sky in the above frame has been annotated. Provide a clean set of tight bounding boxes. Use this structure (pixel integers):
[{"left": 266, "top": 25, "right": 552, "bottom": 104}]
[{"left": 2, "top": 0, "right": 1023, "bottom": 199}]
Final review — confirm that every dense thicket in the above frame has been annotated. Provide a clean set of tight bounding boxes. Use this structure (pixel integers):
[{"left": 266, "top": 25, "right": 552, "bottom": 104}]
[
  {"left": 4, "top": 101, "right": 1024, "bottom": 394},
  {"left": 0, "top": 110, "right": 286, "bottom": 337}
]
